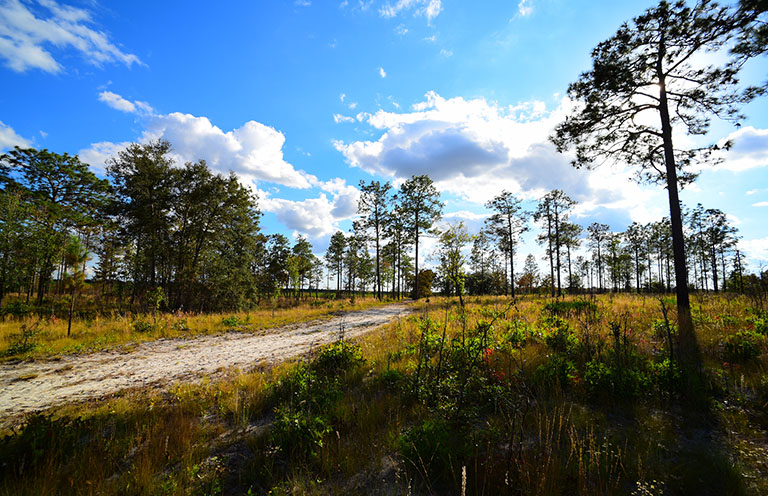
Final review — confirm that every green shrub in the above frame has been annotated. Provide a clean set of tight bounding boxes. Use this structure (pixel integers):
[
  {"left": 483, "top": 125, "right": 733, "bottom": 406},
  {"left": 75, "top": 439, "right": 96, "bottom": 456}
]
[
  {"left": 542, "top": 299, "right": 598, "bottom": 317},
  {"left": 535, "top": 353, "right": 577, "bottom": 389},
  {"left": 271, "top": 408, "right": 330, "bottom": 461},
  {"left": 723, "top": 330, "right": 764, "bottom": 362},
  {"left": 132, "top": 319, "right": 155, "bottom": 333},
  {"left": 221, "top": 315, "right": 240, "bottom": 328},
  {"left": 648, "top": 358, "right": 682, "bottom": 393},
  {"left": 399, "top": 417, "right": 468, "bottom": 487},
  {"left": 2, "top": 321, "right": 43, "bottom": 356},
  {"left": 378, "top": 368, "right": 405, "bottom": 390},
  {"left": 584, "top": 359, "right": 651, "bottom": 399},
  {"left": 541, "top": 316, "right": 579, "bottom": 353}
]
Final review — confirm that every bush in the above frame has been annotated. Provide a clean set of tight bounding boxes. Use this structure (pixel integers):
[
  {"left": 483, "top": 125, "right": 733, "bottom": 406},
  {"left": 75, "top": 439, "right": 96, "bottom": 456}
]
[
  {"left": 222, "top": 315, "right": 240, "bottom": 328},
  {"left": 542, "top": 299, "right": 598, "bottom": 317},
  {"left": 723, "top": 330, "right": 764, "bottom": 362},
  {"left": 535, "top": 354, "right": 577, "bottom": 389},
  {"left": 399, "top": 417, "right": 468, "bottom": 487},
  {"left": 132, "top": 319, "right": 155, "bottom": 334},
  {"left": 2, "top": 321, "right": 43, "bottom": 356},
  {"left": 584, "top": 359, "right": 650, "bottom": 399},
  {"left": 541, "top": 316, "right": 579, "bottom": 353},
  {"left": 271, "top": 408, "right": 330, "bottom": 461}
]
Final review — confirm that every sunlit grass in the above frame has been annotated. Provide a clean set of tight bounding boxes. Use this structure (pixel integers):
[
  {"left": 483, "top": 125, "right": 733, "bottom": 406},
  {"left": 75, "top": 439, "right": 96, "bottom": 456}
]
[
  {"left": 0, "top": 296, "right": 392, "bottom": 360},
  {"left": 1, "top": 293, "right": 767, "bottom": 495}
]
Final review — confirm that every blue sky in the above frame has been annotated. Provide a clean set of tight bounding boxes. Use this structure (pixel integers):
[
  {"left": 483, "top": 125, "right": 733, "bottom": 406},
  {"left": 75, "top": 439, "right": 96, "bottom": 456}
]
[{"left": 1, "top": 0, "right": 767, "bottom": 272}]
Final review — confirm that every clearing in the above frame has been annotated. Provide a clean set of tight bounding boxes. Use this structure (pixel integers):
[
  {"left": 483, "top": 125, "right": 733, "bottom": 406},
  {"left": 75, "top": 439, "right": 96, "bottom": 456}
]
[{"left": 0, "top": 302, "right": 412, "bottom": 425}]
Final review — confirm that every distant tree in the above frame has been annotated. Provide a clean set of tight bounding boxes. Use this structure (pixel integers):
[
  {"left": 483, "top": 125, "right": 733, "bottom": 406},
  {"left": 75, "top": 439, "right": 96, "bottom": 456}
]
[
  {"left": 534, "top": 190, "right": 576, "bottom": 297},
  {"left": 518, "top": 254, "right": 540, "bottom": 294},
  {"left": 398, "top": 175, "right": 443, "bottom": 300},
  {"left": 358, "top": 180, "right": 392, "bottom": 300},
  {"left": 625, "top": 222, "right": 648, "bottom": 293},
  {"left": 485, "top": 191, "right": 529, "bottom": 297},
  {"left": 587, "top": 223, "right": 610, "bottom": 292},
  {"left": 63, "top": 236, "right": 89, "bottom": 337},
  {"left": 292, "top": 236, "right": 314, "bottom": 293},
  {"left": 326, "top": 231, "right": 347, "bottom": 294},
  {"left": 551, "top": 0, "right": 764, "bottom": 371},
  {"left": 435, "top": 221, "right": 471, "bottom": 306},
  {"left": 559, "top": 222, "right": 583, "bottom": 292}
]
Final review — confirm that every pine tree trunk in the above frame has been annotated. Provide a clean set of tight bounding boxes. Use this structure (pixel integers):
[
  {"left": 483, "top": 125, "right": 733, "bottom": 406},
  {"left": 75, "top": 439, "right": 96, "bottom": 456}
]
[{"left": 657, "top": 49, "right": 700, "bottom": 376}]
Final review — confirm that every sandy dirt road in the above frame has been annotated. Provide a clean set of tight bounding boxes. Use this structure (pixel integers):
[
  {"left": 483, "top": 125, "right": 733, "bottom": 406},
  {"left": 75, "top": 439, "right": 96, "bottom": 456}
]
[{"left": 0, "top": 303, "right": 412, "bottom": 425}]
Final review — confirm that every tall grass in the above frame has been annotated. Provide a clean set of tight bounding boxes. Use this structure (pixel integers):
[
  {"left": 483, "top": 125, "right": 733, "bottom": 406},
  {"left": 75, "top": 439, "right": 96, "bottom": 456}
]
[{"left": 1, "top": 293, "right": 767, "bottom": 495}]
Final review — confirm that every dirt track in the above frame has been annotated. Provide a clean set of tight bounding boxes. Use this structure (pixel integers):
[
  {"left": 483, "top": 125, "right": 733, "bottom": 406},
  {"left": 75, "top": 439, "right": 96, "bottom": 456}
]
[{"left": 0, "top": 303, "right": 412, "bottom": 425}]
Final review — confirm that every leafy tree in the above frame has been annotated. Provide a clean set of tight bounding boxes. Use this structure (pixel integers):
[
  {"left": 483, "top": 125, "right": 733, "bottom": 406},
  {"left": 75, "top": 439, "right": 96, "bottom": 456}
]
[
  {"left": 551, "top": 0, "right": 762, "bottom": 370},
  {"left": 357, "top": 180, "right": 392, "bottom": 300},
  {"left": 1, "top": 147, "right": 111, "bottom": 303},
  {"left": 435, "top": 221, "right": 470, "bottom": 306},
  {"left": 398, "top": 175, "right": 443, "bottom": 300},
  {"left": 485, "top": 191, "right": 529, "bottom": 297},
  {"left": 107, "top": 140, "right": 175, "bottom": 304}
]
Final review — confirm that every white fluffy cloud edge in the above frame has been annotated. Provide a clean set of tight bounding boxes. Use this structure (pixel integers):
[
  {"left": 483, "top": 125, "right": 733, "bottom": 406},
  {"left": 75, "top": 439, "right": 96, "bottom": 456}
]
[
  {"left": 72, "top": 88, "right": 768, "bottom": 263},
  {"left": 0, "top": 0, "right": 141, "bottom": 73}
]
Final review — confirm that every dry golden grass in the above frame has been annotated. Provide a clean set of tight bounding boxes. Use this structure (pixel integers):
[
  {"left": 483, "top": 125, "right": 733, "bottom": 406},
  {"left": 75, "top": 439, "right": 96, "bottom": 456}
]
[
  {"left": 0, "top": 296, "right": 389, "bottom": 360},
  {"left": 1, "top": 293, "right": 767, "bottom": 495}
]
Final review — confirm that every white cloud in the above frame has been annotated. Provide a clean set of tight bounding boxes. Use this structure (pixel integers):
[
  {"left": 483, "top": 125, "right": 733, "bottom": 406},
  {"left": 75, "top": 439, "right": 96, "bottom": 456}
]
[
  {"left": 295, "top": 0, "right": 311, "bottom": 6},
  {"left": 0, "top": 0, "right": 141, "bottom": 73},
  {"left": 98, "top": 90, "right": 152, "bottom": 114},
  {"left": 340, "top": 93, "right": 346, "bottom": 102},
  {"left": 716, "top": 126, "right": 768, "bottom": 172},
  {"left": 439, "top": 48, "right": 453, "bottom": 57},
  {"left": 380, "top": 0, "right": 441, "bottom": 23},
  {"left": 348, "top": 101, "right": 358, "bottom": 110},
  {"left": 333, "top": 113, "right": 355, "bottom": 123},
  {"left": 0, "top": 120, "right": 30, "bottom": 150},
  {"left": 378, "top": 66, "right": 387, "bottom": 78},
  {"left": 753, "top": 201, "right": 768, "bottom": 207},
  {"left": 517, "top": 0, "right": 533, "bottom": 17},
  {"left": 333, "top": 91, "right": 661, "bottom": 230},
  {"left": 87, "top": 92, "right": 315, "bottom": 188},
  {"left": 260, "top": 179, "right": 360, "bottom": 239},
  {"left": 395, "top": 23, "right": 408, "bottom": 35},
  {"left": 741, "top": 236, "right": 768, "bottom": 264},
  {"left": 77, "top": 140, "right": 132, "bottom": 173}
]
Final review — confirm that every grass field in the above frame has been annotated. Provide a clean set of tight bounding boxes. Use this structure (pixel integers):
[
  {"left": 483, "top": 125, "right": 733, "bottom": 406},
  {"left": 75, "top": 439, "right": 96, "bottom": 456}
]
[
  {"left": 1, "top": 293, "right": 767, "bottom": 495},
  {"left": 0, "top": 296, "right": 389, "bottom": 360}
]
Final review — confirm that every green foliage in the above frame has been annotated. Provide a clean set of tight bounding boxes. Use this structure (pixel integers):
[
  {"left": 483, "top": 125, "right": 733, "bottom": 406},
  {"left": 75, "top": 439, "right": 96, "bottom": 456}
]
[
  {"left": 398, "top": 417, "right": 468, "bottom": 488},
  {"left": 543, "top": 299, "right": 598, "bottom": 318},
  {"left": 221, "top": 315, "right": 241, "bottom": 328},
  {"left": 2, "top": 321, "right": 43, "bottom": 356},
  {"left": 132, "top": 319, "right": 156, "bottom": 334},
  {"left": 723, "top": 330, "right": 765, "bottom": 362},
  {"left": 271, "top": 409, "right": 331, "bottom": 461},
  {"left": 541, "top": 316, "right": 579, "bottom": 353},
  {"left": 535, "top": 353, "right": 578, "bottom": 389}
]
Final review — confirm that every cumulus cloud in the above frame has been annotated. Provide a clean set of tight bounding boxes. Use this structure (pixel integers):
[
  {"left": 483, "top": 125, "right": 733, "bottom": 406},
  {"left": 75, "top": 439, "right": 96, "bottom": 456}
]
[
  {"left": 378, "top": 66, "right": 386, "bottom": 78},
  {"left": 379, "top": 0, "right": 441, "bottom": 23},
  {"left": 0, "top": 120, "right": 30, "bottom": 150},
  {"left": 85, "top": 91, "right": 314, "bottom": 188},
  {"left": 717, "top": 126, "right": 768, "bottom": 172},
  {"left": 333, "top": 91, "right": 666, "bottom": 227},
  {"left": 260, "top": 179, "right": 360, "bottom": 239},
  {"left": 741, "top": 236, "right": 768, "bottom": 265},
  {"left": 0, "top": 0, "right": 141, "bottom": 73}
]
